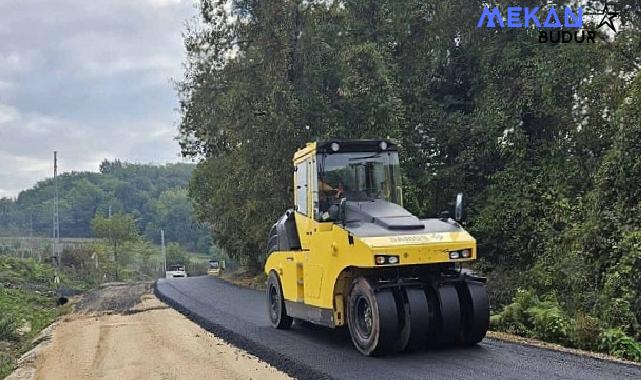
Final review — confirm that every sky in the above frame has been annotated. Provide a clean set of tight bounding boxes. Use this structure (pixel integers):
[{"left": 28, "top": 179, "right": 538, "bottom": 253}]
[{"left": 0, "top": 0, "right": 197, "bottom": 198}]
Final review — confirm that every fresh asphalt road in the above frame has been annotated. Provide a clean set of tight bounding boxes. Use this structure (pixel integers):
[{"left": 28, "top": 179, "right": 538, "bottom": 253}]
[{"left": 155, "top": 276, "right": 641, "bottom": 380}]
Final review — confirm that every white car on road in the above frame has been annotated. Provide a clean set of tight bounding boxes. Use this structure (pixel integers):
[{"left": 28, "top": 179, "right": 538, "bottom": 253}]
[{"left": 166, "top": 264, "right": 187, "bottom": 278}]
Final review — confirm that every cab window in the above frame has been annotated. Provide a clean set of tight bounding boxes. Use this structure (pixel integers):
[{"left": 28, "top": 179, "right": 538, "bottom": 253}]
[{"left": 295, "top": 160, "right": 308, "bottom": 215}]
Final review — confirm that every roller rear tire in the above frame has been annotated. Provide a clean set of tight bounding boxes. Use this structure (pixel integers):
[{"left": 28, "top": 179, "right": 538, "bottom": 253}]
[
  {"left": 457, "top": 280, "right": 489, "bottom": 346},
  {"left": 404, "top": 287, "right": 431, "bottom": 351},
  {"left": 266, "top": 271, "right": 293, "bottom": 329},
  {"left": 434, "top": 284, "right": 461, "bottom": 347}
]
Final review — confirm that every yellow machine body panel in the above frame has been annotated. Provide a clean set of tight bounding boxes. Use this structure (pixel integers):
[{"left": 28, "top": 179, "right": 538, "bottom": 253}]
[{"left": 265, "top": 215, "right": 476, "bottom": 311}]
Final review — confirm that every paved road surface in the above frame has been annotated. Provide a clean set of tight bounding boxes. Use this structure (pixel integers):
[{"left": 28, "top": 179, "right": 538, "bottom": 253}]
[{"left": 155, "top": 276, "right": 641, "bottom": 380}]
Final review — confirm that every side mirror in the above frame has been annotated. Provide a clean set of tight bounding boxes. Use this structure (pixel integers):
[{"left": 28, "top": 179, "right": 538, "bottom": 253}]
[
  {"left": 454, "top": 192, "right": 464, "bottom": 222},
  {"left": 339, "top": 198, "right": 347, "bottom": 225}
]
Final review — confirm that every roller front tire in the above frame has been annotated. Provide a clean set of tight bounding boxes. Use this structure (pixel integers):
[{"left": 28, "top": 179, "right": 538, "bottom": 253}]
[{"left": 347, "top": 277, "right": 400, "bottom": 356}]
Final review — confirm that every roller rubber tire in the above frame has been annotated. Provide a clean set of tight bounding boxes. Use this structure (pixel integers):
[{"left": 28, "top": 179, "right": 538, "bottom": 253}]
[
  {"left": 404, "top": 287, "right": 431, "bottom": 351},
  {"left": 458, "top": 280, "right": 489, "bottom": 346},
  {"left": 266, "top": 271, "right": 293, "bottom": 329},
  {"left": 393, "top": 287, "right": 411, "bottom": 352},
  {"left": 347, "top": 277, "right": 400, "bottom": 356},
  {"left": 434, "top": 284, "right": 461, "bottom": 347}
]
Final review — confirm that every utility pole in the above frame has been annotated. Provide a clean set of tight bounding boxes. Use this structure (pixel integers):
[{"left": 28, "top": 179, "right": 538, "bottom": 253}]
[
  {"left": 52, "top": 152, "right": 60, "bottom": 284},
  {"left": 26, "top": 211, "right": 33, "bottom": 260},
  {"left": 161, "top": 229, "right": 166, "bottom": 278}
]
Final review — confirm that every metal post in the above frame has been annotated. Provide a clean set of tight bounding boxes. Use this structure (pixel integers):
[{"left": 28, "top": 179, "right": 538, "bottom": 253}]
[
  {"left": 52, "top": 152, "right": 60, "bottom": 284},
  {"left": 161, "top": 229, "right": 166, "bottom": 277},
  {"left": 28, "top": 211, "right": 33, "bottom": 260}
]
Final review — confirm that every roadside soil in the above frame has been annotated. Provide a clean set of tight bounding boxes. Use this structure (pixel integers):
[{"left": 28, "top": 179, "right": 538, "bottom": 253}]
[
  {"left": 5, "top": 282, "right": 290, "bottom": 380},
  {"left": 218, "top": 271, "right": 266, "bottom": 290}
]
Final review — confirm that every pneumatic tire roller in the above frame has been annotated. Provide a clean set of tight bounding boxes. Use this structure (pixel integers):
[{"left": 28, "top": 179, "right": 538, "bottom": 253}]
[{"left": 264, "top": 140, "right": 489, "bottom": 356}]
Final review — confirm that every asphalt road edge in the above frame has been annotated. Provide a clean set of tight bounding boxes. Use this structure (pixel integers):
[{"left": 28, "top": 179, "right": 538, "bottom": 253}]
[
  {"left": 218, "top": 274, "right": 641, "bottom": 369},
  {"left": 486, "top": 331, "right": 641, "bottom": 368},
  {"left": 153, "top": 280, "right": 333, "bottom": 380}
]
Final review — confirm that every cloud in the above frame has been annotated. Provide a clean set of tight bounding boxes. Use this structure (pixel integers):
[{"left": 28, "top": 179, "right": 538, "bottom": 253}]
[
  {"left": 0, "top": 103, "right": 20, "bottom": 124},
  {"left": 0, "top": 0, "right": 196, "bottom": 196},
  {"left": 146, "top": 0, "right": 185, "bottom": 9}
]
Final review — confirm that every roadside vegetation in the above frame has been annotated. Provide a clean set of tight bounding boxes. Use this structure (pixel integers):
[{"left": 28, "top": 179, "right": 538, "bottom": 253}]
[
  {"left": 177, "top": 0, "right": 641, "bottom": 361},
  {"left": 0, "top": 257, "right": 74, "bottom": 378}
]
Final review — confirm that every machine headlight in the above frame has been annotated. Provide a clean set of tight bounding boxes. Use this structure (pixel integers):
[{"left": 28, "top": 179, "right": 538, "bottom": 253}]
[
  {"left": 379, "top": 141, "right": 388, "bottom": 151},
  {"left": 374, "top": 255, "right": 400, "bottom": 265},
  {"left": 449, "top": 251, "right": 460, "bottom": 259},
  {"left": 331, "top": 142, "right": 340, "bottom": 152},
  {"left": 461, "top": 249, "right": 471, "bottom": 258}
]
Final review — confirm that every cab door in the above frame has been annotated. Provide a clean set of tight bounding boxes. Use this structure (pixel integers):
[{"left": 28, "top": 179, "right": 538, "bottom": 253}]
[
  {"left": 294, "top": 158, "right": 315, "bottom": 249},
  {"left": 285, "top": 157, "right": 314, "bottom": 302}
]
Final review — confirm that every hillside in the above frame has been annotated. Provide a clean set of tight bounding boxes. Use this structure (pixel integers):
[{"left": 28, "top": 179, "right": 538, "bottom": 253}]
[{"left": 0, "top": 160, "right": 211, "bottom": 253}]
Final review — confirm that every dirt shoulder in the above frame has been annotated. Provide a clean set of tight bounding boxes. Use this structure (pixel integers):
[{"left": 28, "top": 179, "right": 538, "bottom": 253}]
[{"left": 5, "top": 282, "right": 290, "bottom": 380}]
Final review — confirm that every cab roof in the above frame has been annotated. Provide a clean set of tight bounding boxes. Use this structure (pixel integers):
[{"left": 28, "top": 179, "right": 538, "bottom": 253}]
[{"left": 293, "top": 139, "right": 397, "bottom": 162}]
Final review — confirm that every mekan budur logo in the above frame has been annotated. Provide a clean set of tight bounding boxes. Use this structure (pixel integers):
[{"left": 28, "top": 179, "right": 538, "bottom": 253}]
[{"left": 477, "top": 1, "right": 620, "bottom": 43}]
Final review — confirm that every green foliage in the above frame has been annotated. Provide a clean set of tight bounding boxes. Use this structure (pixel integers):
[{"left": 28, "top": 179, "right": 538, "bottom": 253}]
[
  {"left": 598, "top": 328, "right": 641, "bottom": 362},
  {"left": 571, "top": 313, "right": 602, "bottom": 351},
  {"left": 166, "top": 243, "right": 189, "bottom": 267},
  {"left": 144, "top": 189, "right": 211, "bottom": 253},
  {"left": 491, "top": 289, "right": 575, "bottom": 346},
  {"left": 0, "top": 257, "right": 61, "bottom": 378},
  {"left": 91, "top": 213, "right": 139, "bottom": 280},
  {"left": 493, "top": 289, "right": 641, "bottom": 361},
  {"left": 528, "top": 300, "right": 572, "bottom": 344},
  {"left": 91, "top": 213, "right": 138, "bottom": 248},
  {"left": 0, "top": 316, "right": 18, "bottom": 342},
  {"left": 0, "top": 256, "right": 56, "bottom": 289}
]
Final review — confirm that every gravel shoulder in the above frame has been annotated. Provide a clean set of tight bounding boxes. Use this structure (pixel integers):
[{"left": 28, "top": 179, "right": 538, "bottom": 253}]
[{"left": 5, "top": 282, "right": 290, "bottom": 380}]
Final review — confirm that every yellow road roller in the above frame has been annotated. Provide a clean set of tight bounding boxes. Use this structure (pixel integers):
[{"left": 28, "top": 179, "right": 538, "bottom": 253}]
[{"left": 264, "top": 140, "right": 489, "bottom": 356}]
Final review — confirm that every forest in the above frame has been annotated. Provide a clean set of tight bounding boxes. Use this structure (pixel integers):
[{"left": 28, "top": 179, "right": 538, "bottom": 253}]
[
  {"left": 177, "top": 1, "right": 641, "bottom": 359},
  {"left": 0, "top": 160, "right": 211, "bottom": 253}
]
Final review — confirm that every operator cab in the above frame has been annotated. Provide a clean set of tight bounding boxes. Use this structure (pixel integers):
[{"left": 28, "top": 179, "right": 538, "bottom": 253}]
[{"left": 295, "top": 140, "right": 461, "bottom": 236}]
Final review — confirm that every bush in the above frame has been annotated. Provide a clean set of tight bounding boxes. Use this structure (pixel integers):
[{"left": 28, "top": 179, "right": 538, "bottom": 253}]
[
  {"left": 492, "top": 289, "right": 571, "bottom": 344},
  {"left": 598, "top": 328, "right": 641, "bottom": 362},
  {"left": 600, "top": 232, "right": 641, "bottom": 339},
  {"left": 490, "top": 289, "right": 535, "bottom": 335},
  {"left": 0, "top": 316, "right": 18, "bottom": 342},
  {"left": 529, "top": 301, "right": 571, "bottom": 344},
  {"left": 570, "top": 313, "right": 602, "bottom": 350},
  {"left": 0, "top": 351, "right": 14, "bottom": 379}
]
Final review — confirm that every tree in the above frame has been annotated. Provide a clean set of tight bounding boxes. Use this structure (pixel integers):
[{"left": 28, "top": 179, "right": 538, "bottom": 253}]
[
  {"left": 166, "top": 243, "right": 189, "bottom": 267},
  {"left": 91, "top": 213, "right": 138, "bottom": 280},
  {"left": 0, "top": 162, "right": 209, "bottom": 252},
  {"left": 177, "top": 0, "right": 641, "bottom": 348},
  {"left": 145, "top": 189, "right": 211, "bottom": 252}
]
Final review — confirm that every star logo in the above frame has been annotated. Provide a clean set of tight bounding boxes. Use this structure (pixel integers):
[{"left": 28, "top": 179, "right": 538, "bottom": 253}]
[{"left": 589, "top": 1, "right": 620, "bottom": 33}]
